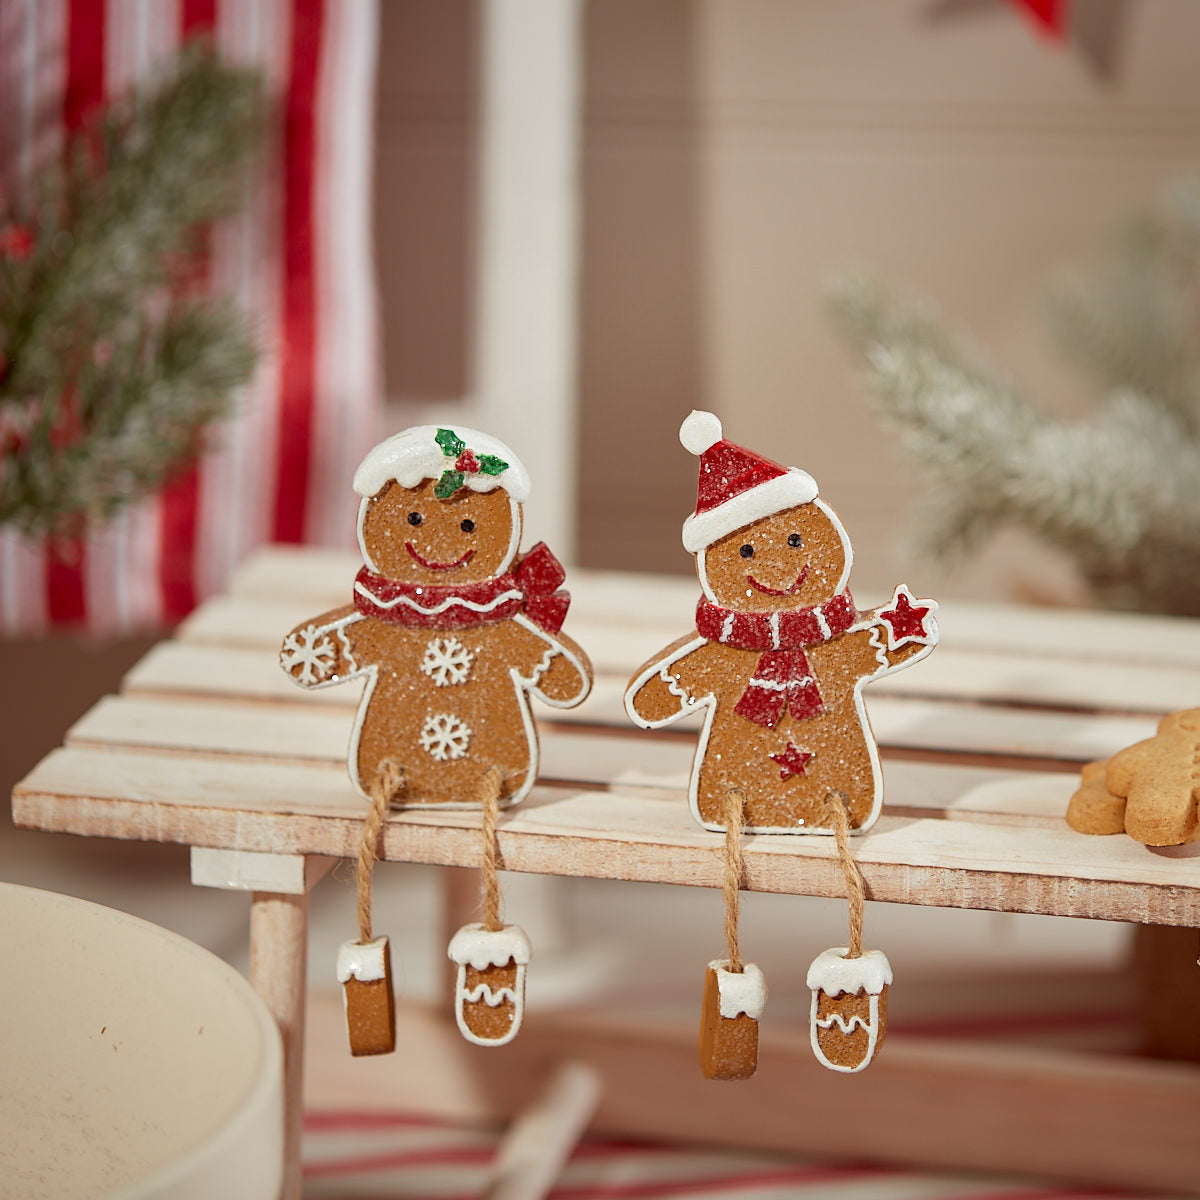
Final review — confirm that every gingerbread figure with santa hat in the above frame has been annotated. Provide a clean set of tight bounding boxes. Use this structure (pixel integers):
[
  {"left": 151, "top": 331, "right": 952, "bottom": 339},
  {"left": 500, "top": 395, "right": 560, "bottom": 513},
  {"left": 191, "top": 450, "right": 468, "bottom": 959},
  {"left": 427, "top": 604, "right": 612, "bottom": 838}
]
[{"left": 625, "top": 410, "right": 938, "bottom": 835}]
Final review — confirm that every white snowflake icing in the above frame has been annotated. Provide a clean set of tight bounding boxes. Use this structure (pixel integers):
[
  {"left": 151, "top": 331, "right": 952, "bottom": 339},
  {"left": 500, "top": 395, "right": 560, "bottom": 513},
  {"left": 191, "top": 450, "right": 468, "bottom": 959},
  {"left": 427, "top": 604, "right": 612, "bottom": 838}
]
[
  {"left": 280, "top": 624, "right": 337, "bottom": 685},
  {"left": 421, "top": 636, "right": 474, "bottom": 687},
  {"left": 419, "top": 712, "right": 472, "bottom": 761}
]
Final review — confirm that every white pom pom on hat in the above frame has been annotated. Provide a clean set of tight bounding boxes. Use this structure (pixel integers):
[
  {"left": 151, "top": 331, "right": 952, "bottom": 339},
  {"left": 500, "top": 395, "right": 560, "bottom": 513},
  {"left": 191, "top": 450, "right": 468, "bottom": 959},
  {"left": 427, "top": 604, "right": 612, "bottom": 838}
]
[
  {"left": 680, "top": 409, "right": 724, "bottom": 455},
  {"left": 679, "top": 410, "right": 819, "bottom": 553}
]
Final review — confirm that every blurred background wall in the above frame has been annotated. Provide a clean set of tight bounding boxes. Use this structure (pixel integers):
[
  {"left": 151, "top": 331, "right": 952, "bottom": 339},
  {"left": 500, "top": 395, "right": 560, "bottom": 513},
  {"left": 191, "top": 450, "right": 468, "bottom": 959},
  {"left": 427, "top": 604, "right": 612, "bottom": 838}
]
[{"left": 377, "top": 0, "right": 1200, "bottom": 602}]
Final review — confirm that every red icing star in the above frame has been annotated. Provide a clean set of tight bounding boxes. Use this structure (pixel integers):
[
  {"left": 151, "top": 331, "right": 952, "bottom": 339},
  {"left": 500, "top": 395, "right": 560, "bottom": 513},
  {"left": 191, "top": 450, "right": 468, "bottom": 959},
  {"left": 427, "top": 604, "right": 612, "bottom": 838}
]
[
  {"left": 770, "top": 741, "right": 812, "bottom": 781},
  {"left": 879, "top": 587, "right": 933, "bottom": 648}
]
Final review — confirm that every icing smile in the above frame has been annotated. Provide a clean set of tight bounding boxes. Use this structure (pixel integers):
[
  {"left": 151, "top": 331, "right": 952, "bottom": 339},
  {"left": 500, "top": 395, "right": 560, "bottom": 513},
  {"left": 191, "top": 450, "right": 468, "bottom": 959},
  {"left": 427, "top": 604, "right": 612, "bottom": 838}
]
[
  {"left": 405, "top": 542, "right": 475, "bottom": 571},
  {"left": 747, "top": 565, "right": 809, "bottom": 596}
]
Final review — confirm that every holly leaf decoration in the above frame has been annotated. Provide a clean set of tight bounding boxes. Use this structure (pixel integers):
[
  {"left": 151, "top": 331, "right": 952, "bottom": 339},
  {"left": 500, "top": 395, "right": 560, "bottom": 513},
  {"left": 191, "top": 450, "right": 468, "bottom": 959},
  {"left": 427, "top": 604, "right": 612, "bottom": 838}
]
[
  {"left": 478, "top": 453, "right": 508, "bottom": 477},
  {"left": 435, "top": 469, "right": 465, "bottom": 498},
  {"left": 435, "top": 428, "right": 465, "bottom": 458}
]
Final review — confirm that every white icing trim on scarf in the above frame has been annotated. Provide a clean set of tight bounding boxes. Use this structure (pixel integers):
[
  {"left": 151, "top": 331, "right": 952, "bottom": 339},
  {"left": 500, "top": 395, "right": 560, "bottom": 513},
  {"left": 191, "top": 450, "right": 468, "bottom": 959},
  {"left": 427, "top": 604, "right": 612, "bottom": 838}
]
[
  {"left": 353, "top": 579, "right": 523, "bottom": 617},
  {"left": 814, "top": 607, "right": 832, "bottom": 640},
  {"left": 743, "top": 676, "right": 812, "bottom": 693}
]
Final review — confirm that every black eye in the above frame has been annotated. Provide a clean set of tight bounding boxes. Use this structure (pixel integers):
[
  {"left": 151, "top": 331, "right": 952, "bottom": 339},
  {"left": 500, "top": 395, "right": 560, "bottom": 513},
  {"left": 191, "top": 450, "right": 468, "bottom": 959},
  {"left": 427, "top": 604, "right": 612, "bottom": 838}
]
[
  {"left": 460, "top": 519, "right": 475, "bottom": 533},
  {"left": 787, "top": 533, "right": 802, "bottom": 548},
  {"left": 407, "top": 512, "right": 422, "bottom": 526},
  {"left": 739, "top": 544, "right": 754, "bottom": 559}
]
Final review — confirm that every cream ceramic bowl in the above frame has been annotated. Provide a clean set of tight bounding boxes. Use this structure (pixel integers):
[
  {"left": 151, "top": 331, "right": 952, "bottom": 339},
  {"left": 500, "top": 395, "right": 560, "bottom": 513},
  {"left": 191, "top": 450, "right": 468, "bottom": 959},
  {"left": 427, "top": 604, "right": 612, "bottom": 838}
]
[{"left": 0, "top": 882, "right": 282, "bottom": 1199}]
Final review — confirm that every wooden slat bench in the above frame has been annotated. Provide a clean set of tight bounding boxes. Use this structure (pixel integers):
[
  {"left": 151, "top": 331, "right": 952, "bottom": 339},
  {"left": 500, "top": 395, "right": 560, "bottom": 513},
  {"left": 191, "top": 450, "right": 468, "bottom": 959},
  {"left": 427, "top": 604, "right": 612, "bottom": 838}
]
[{"left": 13, "top": 546, "right": 1200, "bottom": 1196}]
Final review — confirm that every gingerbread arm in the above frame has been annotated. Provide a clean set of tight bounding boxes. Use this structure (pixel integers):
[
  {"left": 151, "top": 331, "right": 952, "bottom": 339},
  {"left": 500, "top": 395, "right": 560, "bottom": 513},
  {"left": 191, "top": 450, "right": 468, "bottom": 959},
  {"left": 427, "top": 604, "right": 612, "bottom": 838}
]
[
  {"left": 512, "top": 616, "right": 594, "bottom": 709},
  {"left": 279, "top": 604, "right": 364, "bottom": 689},
  {"left": 625, "top": 633, "right": 718, "bottom": 728}
]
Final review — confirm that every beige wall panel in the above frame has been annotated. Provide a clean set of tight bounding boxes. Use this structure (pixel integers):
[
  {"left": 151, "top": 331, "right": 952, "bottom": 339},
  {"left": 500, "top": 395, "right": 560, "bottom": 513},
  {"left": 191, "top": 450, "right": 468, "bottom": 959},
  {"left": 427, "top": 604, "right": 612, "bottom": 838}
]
[
  {"left": 375, "top": 2, "right": 1200, "bottom": 602},
  {"left": 682, "top": 0, "right": 1200, "bottom": 601}
]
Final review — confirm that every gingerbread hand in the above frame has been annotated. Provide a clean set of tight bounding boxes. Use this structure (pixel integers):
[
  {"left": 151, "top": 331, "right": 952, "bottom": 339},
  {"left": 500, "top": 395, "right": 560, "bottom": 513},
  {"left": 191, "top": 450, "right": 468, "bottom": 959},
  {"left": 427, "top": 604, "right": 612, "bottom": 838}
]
[{"left": 280, "top": 605, "right": 359, "bottom": 687}]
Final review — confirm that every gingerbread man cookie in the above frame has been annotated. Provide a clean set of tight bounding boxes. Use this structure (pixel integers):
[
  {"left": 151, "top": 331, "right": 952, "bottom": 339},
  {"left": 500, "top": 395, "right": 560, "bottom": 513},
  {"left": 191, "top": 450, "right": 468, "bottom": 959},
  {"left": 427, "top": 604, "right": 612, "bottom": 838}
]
[
  {"left": 1067, "top": 708, "right": 1200, "bottom": 846},
  {"left": 280, "top": 425, "right": 593, "bottom": 807},
  {"left": 625, "top": 411, "right": 938, "bottom": 834}
]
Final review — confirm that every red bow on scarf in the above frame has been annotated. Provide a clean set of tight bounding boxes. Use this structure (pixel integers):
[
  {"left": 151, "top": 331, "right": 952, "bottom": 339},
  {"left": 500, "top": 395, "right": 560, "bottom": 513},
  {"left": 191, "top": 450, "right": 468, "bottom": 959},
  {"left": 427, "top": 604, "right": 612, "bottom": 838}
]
[
  {"left": 354, "top": 541, "right": 570, "bottom": 633},
  {"left": 695, "top": 592, "right": 856, "bottom": 729}
]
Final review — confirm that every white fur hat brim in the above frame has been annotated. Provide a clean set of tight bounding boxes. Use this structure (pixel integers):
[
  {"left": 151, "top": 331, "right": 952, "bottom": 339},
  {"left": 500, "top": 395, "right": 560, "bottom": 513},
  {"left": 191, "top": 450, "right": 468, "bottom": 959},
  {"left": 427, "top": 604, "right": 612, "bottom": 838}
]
[
  {"left": 353, "top": 424, "right": 530, "bottom": 502},
  {"left": 682, "top": 468, "right": 818, "bottom": 553}
]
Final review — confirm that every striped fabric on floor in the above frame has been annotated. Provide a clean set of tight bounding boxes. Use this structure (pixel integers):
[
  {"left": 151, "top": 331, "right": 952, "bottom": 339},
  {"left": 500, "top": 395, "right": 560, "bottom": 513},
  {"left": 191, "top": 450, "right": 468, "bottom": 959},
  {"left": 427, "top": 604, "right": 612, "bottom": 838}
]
[{"left": 301, "top": 1110, "right": 1152, "bottom": 1200}]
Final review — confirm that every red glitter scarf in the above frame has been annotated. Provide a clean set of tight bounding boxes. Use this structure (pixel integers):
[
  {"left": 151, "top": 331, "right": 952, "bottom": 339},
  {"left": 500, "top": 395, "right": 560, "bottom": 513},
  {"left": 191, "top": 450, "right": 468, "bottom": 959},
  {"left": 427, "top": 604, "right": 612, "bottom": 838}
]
[
  {"left": 354, "top": 541, "right": 570, "bottom": 633},
  {"left": 695, "top": 591, "right": 856, "bottom": 728}
]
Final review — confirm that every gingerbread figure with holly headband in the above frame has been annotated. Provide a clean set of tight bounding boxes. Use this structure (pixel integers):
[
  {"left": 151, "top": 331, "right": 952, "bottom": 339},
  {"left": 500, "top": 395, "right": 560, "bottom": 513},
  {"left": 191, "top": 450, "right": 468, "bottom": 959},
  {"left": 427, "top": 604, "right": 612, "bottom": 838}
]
[
  {"left": 281, "top": 424, "right": 592, "bottom": 1056},
  {"left": 625, "top": 411, "right": 938, "bottom": 1077}
]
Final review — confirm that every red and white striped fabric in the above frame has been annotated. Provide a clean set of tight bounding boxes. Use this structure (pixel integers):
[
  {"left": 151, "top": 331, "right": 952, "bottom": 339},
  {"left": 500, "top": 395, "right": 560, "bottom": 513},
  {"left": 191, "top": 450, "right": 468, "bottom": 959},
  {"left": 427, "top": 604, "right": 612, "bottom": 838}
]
[{"left": 0, "top": 0, "right": 380, "bottom": 632}]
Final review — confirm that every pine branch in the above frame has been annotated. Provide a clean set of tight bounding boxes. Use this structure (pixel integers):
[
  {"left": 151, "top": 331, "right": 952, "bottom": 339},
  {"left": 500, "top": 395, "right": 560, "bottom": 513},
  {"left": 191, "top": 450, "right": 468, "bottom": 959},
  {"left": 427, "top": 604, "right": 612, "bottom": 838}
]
[
  {"left": 0, "top": 42, "right": 265, "bottom": 536},
  {"left": 825, "top": 268, "right": 1200, "bottom": 616}
]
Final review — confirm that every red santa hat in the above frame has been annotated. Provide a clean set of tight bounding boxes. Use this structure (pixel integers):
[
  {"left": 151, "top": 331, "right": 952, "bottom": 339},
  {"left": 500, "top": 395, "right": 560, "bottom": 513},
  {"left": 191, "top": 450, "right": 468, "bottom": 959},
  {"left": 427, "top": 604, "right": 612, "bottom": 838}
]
[{"left": 680, "top": 410, "right": 818, "bottom": 553}]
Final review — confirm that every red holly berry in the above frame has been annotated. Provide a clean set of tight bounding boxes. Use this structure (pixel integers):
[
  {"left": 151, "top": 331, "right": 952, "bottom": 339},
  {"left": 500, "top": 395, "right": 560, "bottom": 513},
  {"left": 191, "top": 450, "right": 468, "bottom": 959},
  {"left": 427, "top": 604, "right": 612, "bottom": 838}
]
[
  {"left": 455, "top": 449, "right": 481, "bottom": 474},
  {"left": 0, "top": 223, "right": 35, "bottom": 260}
]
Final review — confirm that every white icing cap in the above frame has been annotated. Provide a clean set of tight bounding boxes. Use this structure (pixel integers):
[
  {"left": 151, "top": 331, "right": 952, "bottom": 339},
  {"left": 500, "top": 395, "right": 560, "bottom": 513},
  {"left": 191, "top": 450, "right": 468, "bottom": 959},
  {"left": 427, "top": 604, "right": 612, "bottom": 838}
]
[
  {"left": 710, "top": 960, "right": 767, "bottom": 1019},
  {"left": 353, "top": 424, "right": 531, "bottom": 502},
  {"left": 337, "top": 935, "right": 389, "bottom": 984},
  {"left": 806, "top": 947, "right": 891, "bottom": 996},
  {"left": 447, "top": 922, "right": 532, "bottom": 969}
]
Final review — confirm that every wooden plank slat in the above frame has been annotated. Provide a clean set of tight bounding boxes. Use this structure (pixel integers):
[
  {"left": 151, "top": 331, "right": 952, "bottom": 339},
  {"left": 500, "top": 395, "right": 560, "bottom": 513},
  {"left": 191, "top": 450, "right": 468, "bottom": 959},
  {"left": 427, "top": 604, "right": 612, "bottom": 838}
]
[
  {"left": 120, "top": 641, "right": 1160, "bottom": 764},
  {"left": 67, "top": 694, "right": 1076, "bottom": 825},
  {"left": 14, "top": 745, "right": 1200, "bottom": 925},
  {"left": 164, "top": 616, "right": 1200, "bottom": 718}
]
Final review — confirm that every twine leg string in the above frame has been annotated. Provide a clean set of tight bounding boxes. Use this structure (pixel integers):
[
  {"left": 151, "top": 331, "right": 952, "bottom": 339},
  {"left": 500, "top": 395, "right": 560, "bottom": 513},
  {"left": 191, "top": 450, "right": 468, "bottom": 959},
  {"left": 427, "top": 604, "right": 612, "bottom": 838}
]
[
  {"left": 723, "top": 788, "right": 746, "bottom": 974},
  {"left": 478, "top": 765, "right": 506, "bottom": 932},
  {"left": 357, "top": 759, "right": 406, "bottom": 945},
  {"left": 357, "top": 762, "right": 507, "bottom": 944},
  {"left": 825, "top": 789, "right": 864, "bottom": 959}
]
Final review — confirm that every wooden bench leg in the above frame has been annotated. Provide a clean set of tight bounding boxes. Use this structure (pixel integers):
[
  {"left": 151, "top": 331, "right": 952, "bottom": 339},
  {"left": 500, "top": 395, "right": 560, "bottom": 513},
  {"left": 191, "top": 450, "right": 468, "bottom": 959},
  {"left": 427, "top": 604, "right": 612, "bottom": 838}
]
[
  {"left": 192, "top": 849, "right": 334, "bottom": 1200},
  {"left": 252, "top": 889, "right": 309, "bottom": 1200}
]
